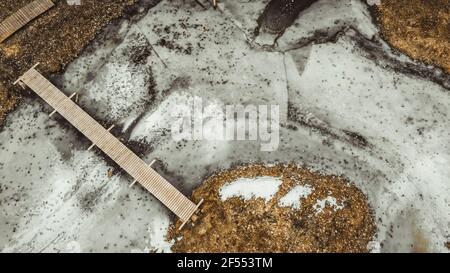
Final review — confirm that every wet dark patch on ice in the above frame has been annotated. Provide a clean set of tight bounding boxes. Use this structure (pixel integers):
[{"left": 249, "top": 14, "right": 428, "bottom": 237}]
[
  {"left": 287, "top": 103, "right": 370, "bottom": 149},
  {"left": 349, "top": 29, "right": 450, "bottom": 91},
  {"left": 280, "top": 26, "right": 344, "bottom": 52},
  {"left": 342, "top": 130, "right": 369, "bottom": 148},
  {"left": 256, "top": 0, "right": 319, "bottom": 36},
  {"left": 165, "top": 76, "right": 191, "bottom": 94},
  {"left": 78, "top": 185, "right": 108, "bottom": 213},
  {"left": 128, "top": 44, "right": 152, "bottom": 66},
  {"left": 122, "top": 74, "right": 190, "bottom": 137}
]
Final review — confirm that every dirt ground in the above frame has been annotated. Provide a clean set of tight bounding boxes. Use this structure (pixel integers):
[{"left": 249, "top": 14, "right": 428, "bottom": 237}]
[
  {"left": 169, "top": 164, "right": 376, "bottom": 253},
  {"left": 375, "top": 0, "right": 450, "bottom": 73},
  {"left": 0, "top": 0, "right": 142, "bottom": 123}
]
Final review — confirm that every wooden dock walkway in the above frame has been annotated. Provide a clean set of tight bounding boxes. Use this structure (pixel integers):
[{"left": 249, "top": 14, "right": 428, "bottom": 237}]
[
  {"left": 15, "top": 65, "right": 202, "bottom": 229},
  {"left": 0, "top": 0, "right": 54, "bottom": 43}
]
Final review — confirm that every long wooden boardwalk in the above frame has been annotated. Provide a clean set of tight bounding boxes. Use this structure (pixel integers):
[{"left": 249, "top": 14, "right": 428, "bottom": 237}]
[
  {"left": 0, "top": 0, "right": 54, "bottom": 43},
  {"left": 15, "top": 65, "right": 202, "bottom": 229}
]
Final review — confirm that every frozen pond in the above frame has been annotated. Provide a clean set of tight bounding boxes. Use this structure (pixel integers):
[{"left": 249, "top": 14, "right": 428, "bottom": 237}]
[{"left": 0, "top": 0, "right": 449, "bottom": 252}]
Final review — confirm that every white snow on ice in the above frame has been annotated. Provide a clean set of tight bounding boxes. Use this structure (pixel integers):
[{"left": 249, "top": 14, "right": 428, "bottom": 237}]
[
  {"left": 313, "top": 196, "right": 344, "bottom": 214},
  {"left": 279, "top": 185, "right": 314, "bottom": 209},
  {"left": 220, "top": 177, "right": 282, "bottom": 202}
]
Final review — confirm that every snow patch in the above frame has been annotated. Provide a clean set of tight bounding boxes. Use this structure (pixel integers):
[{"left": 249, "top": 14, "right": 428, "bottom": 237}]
[
  {"left": 279, "top": 185, "right": 313, "bottom": 209},
  {"left": 313, "top": 196, "right": 344, "bottom": 214},
  {"left": 220, "top": 177, "right": 282, "bottom": 202},
  {"left": 367, "top": 241, "right": 381, "bottom": 253}
]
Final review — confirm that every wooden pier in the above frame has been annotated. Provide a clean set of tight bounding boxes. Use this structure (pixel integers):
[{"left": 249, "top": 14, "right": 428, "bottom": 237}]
[
  {"left": 0, "top": 0, "right": 54, "bottom": 43},
  {"left": 15, "top": 64, "right": 202, "bottom": 229}
]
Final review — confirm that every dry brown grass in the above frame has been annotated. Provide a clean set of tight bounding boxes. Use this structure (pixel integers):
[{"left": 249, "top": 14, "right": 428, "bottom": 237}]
[
  {"left": 377, "top": 0, "right": 450, "bottom": 73},
  {"left": 169, "top": 164, "right": 376, "bottom": 253}
]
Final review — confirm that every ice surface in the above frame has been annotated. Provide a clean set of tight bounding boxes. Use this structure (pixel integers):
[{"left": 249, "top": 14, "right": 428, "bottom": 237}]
[
  {"left": 1, "top": 0, "right": 449, "bottom": 252},
  {"left": 0, "top": 101, "right": 172, "bottom": 252}
]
